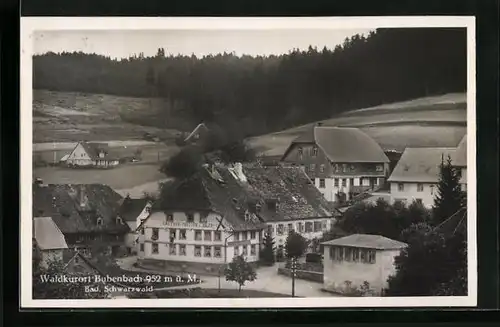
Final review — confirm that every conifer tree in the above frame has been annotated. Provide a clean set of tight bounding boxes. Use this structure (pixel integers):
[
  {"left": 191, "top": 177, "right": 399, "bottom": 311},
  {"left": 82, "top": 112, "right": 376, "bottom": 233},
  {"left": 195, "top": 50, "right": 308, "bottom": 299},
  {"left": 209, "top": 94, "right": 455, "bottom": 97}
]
[
  {"left": 432, "top": 155, "right": 465, "bottom": 226},
  {"left": 260, "top": 233, "right": 276, "bottom": 266}
]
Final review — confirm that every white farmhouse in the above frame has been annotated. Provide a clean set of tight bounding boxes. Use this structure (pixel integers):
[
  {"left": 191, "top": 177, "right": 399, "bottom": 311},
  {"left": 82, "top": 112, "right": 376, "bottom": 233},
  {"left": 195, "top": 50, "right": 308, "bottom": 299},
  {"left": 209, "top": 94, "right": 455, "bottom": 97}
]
[
  {"left": 65, "top": 141, "right": 120, "bottom": 168},
  {"left": 387, "top": 147, "right": 457, "bottom": 208}
]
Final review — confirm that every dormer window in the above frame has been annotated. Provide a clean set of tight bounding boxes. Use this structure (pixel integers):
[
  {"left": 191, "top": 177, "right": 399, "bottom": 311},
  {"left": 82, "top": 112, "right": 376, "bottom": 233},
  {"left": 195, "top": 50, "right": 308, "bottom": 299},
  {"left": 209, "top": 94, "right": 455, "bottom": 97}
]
[
  {"left": 312, "top": 146, "right": 318, "bottom": 157},
  {"left": 186, "top": 213, "right": 194, "bottom": 223},
  {"left": 256, "top": 203, "right": 262, "bottom": 213},
  {"left": 97, "top": 217, "right": 103, "bottom": 226},
  {"left": 116, "top": 217, "right": 123, "bottom": 225},
  {"left": 266, "top": 199, "right": 278, "bottom": 212},
  {"left": 376, "top": 165, "right": 384, "bottom": 172},
  {"left": 298, "top": 147, "right": 303, "bottom": 155}
]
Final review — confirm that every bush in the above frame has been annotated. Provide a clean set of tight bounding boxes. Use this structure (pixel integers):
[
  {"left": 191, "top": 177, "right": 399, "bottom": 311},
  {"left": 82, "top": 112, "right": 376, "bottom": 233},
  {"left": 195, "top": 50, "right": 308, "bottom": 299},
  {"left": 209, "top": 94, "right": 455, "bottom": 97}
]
[{"left": 160, "top": 146, "right": 203, "bottom": 179}]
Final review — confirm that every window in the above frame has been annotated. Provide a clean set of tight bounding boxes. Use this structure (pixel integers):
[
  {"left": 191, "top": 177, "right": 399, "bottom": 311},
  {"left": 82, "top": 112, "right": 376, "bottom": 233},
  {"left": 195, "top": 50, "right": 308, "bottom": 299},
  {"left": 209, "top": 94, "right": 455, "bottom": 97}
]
[
  {"left": 334, "top": 178, "right": 339, "bottom": 187},
  {"left": 342, "top": 164, "right": 348, "bottom": 172},
  {"left": 298, "top": 222, "right": 304, "bottom": 233},
  {"left": 152, "top": 228, "right": 159, "bottom": 240},
  {"left": 242, "top": 245, "right": 248, "bottom": 256},
  {"left": 199, "top": 214, "right": 207, "bottom": 224},
  {"left": 169, "top": 229, "right": 176, "bottom": 242},
  {"left": 321, "top": 221, "right": 327, "bottom": 230},
  {"left": 350, "top": 164, "right": 355, "bottom": 171},
  {"left": 214, "top": 231, "right": 221, "bottom": 241},
  {"left": 298, "top": 147, "right": 303, "bottom": 156},
  {"left": 376, "top": 165, "right": 384, "bottom": 172},
  {"left": 233, "top": 232, "right": 239, "bottom": 241},
  {"left": 214, "top": 246, "right": 222, "bottom": 258},
  {"left": 204, "top": 231, "right": 212, "bottom": 241},
  {"left": 187, "top": 213, "right": 194, "bottom": 223},
  {"left": 179, "top": 230, "right": 186, "bottom": 240},
  {"left": 319, "top": 178, "right": 326, "bottom": 188},
  {"left": 204, "top": 246, "right": 212, "bottom": 257},
  {"left": 250, "top": 231, "right": 256, "bottom": 239},
  {"left": 179, "top": 244, "right": 186, "bottom": 256},
  {"left": 116, "top": 217, "right": 123, "bottom": 225},
  {"left": 152, "top": 243, "right": 159, "bottom": 254},
  {"left": 312, "top": 146, "right": 318, "bottom": 156},
  {"left": 350, "top": 178, "right": 354, "bottom": 186},
  {"left": 169, "top": 244, "right": 177, "bottom": 255},
  {"left": 166, "top": 214, "right": 173, "bottom": 223},
  {"left": 319, "top": 164, "right": 325, "bottom": 172},
  {"left": 267, "top": 225, "right": 274, "bottom": 235},
  {"left": 241, "top": 232, "right": 247, "bottom": 241},
  {"left": 140, "top": 228, "right": 144, "bottom": 235},
  {"left": 344, "top": 247, "right": 353, "bottom": 261},
  {"left": 305, "top": 222, "right": 313, "bottom": 233},
  {"left": 313, "top": 221, "right": 321, "bottom": 232},
  {"left": 417, "top": 183, "right": 424, "bottom": 192},
  {"left": 335, "top": 247, "right": 342, "bottom": 261},
  {"left": 310, "top": 164, "right": 315, "bottom": 171},
  {"left": 97, "top": 218, "right": 103, "bottom": 226},
  {"left": 398, "top": 183, "right": 404, "bottom": 192},
  {"left": 430, "top": 184, "right": 435, "bottom": 195},
  {"left": 334, "top": 164, "right": 340, "bottom": 172},
  {"left": 342, "top": 179, "right": 346, "bottom": 187},
  {"left": 234, "top": 246, "right": 239, "bottom": 256},
  {"left": 416, "top": 198, "right": 423, "bottom": 205},
  {"left": 367, "top": 250, "right": 376, "bottom": 264},
  {"left": 287, "top": 223, "right": 294, "bottom": 233},
  {"left": 195, "top": 231, "right": 202, "bottom": 241},
  {"left": 139, "top": 243, "right": 144, "bottom": 252},
  {"left": 194, "top": 246, "right": 202, "bottom": 257},
  {"left": 277, "top": 224, "right": 284, "bottom": 235},
  {"left": 360, "top": 249, "right": 367, "bottom": 262},
  {"left": 250, "top": 244, "right": 256, "bottom": 255},
  {"left": 352, "top": 248, "right": 359, "bottom": 262}
]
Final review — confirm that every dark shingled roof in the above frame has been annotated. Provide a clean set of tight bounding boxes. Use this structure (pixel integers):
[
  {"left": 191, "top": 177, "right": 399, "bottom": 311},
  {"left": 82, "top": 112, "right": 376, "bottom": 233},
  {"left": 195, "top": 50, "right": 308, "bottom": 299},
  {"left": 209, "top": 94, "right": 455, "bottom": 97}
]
[
  {"left": 156, "top": 164, "right": 338, "bottom": 231},
  {"left": 321, "top": 234, "right": 407, "bottom": 250},
  {"left": 33, "top": 184, "right": 130, "bottom": 234},
  {"left": 284, "top": 126, "right": 389, "bottom": 163},
  {"left": 118, "top": 196, "right": 149, "bottom": 222}
]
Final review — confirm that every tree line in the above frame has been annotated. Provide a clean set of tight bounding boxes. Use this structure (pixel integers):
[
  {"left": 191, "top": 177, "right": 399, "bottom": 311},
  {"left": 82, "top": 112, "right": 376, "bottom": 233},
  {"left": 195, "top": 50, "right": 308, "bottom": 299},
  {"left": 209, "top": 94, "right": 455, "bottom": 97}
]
[{"left": 33, "top": 28, "right": 467, "bottom": 136}]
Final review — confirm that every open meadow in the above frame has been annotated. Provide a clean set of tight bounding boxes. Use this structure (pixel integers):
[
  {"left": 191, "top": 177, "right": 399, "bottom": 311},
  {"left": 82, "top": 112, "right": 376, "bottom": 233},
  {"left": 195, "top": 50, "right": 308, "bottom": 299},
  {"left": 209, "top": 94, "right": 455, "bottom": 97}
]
[{"left": 247, "top": 93, "right": 467, "bottom": 157}]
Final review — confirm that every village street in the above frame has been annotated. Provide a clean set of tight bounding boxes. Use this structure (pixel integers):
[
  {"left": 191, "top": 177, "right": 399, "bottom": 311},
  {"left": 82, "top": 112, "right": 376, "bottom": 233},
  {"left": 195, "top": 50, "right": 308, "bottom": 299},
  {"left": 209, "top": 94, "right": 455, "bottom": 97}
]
[{"left": 116, "top": 256, "right": 336, "bottom": 297}]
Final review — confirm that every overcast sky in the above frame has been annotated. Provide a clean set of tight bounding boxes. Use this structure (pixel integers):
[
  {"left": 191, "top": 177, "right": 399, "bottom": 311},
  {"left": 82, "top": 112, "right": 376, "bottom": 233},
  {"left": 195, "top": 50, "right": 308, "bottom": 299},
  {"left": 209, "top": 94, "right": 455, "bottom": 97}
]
[{"left": 33, "top": 29, "right": 373, "bottom": 59}]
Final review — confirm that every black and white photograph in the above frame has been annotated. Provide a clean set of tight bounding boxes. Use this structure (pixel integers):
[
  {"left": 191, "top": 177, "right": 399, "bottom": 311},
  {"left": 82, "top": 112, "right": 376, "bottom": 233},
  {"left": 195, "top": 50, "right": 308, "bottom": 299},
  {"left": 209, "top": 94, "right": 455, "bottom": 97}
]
[{"left": 20, "top": 17, "right": 476, "bottom": 308}]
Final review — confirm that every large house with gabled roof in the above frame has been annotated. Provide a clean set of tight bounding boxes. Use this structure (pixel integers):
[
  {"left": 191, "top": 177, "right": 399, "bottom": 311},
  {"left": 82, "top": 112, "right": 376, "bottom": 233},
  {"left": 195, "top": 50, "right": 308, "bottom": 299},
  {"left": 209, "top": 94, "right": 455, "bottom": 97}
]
[
  {"left": 33, "top": 182, "right": 130, "bottom": 257},
  {"left": 136, "top": 162, "right": 339, "bottom": 270},
  {"left": 281, "top": 125, "right": 390, "bottom": 203},
  {"left": 387, "top": 147, "right": 457, "bottom": 208},
  {"left": 65, "top": 141, "right": 120, "bottom": 168}
]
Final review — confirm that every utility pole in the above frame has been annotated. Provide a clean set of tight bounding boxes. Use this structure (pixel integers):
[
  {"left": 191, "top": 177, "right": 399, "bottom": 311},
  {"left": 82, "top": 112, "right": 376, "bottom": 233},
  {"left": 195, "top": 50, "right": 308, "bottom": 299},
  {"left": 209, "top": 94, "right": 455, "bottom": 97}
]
[{"left": 291, "top": 257, "right": 298, "bottom": 297}]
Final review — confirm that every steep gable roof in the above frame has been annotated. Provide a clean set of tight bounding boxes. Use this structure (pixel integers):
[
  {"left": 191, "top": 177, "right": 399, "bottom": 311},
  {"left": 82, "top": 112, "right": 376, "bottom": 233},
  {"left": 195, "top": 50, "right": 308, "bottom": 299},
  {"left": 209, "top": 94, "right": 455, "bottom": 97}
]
[
  {"left": 321, "top": 234, "right": 407, "bottom": 250},
  {"left": 79, "top": 142, "right": 120, "bottom": 161},
  {"left": 454, "top": 134, "right": 467, "bottom": 167},
  {"left": 154, "top": 164, "right": 338, "bottom": 230},
  {"left": 388, "top": 147, "right": 457, "bottom": 183},
  {"left": 33, "top": 216, "right": 69, "bottom": 250},
  {"left": 283, "top": 126, "right": 388, "bottom": 163},
  {"left": 118, "top": 197, "right": 150, "bottom": 222},
  {"left": 33, "top": 184, "right": 130, "bottom": 234}
]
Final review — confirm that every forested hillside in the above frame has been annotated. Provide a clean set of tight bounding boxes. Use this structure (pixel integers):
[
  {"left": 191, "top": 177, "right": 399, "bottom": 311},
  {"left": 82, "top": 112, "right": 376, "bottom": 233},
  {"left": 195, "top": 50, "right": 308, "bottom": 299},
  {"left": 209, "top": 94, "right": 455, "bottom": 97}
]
[{"left": 33, "top": 28, "right": 466, "bottom": 136}]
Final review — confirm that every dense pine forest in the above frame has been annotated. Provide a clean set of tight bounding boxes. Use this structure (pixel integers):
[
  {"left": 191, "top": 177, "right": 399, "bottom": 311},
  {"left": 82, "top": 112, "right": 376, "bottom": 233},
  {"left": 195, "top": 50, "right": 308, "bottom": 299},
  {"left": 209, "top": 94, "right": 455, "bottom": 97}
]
[{"left": 33, "top": 28, "right": 467, "bottom": 136}]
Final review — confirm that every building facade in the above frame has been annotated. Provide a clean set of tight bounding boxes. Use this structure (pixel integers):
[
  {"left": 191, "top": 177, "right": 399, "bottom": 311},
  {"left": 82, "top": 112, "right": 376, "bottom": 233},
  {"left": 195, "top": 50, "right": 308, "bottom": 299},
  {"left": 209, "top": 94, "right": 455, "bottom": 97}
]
[
  {"left": 388, "top": 147, "right": 457, "bottom": 208},
  {"left": 281, "top": 126, "right": 390, "bottom": 203},
  {"left": 118, "top": 196, "right": 153, "bottom": 254},
  {"left": 322, "top": 234, "right": 407, "bottom": 295}
]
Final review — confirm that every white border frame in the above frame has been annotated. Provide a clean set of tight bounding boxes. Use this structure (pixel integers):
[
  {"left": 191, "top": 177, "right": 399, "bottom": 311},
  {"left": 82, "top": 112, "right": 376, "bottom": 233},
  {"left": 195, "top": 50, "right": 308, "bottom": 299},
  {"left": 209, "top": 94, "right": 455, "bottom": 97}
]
[{"left": 20, "top": 16, "right": 477, "bottom": 308}]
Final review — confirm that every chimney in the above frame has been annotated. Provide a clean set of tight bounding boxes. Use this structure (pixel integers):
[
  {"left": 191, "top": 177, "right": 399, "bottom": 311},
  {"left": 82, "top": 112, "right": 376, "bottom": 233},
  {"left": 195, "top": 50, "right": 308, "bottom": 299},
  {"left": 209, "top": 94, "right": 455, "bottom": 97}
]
[
  {"left": 233, "top": 162, "right": 247, "bottom": 182},
  {"left": 79, "top": 185, "right": 87, "bottom": 208}
]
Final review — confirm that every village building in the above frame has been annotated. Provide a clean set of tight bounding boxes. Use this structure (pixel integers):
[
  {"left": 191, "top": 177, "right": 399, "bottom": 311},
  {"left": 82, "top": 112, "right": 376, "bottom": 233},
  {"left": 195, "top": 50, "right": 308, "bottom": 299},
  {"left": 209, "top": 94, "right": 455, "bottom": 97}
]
[
  {"left": 32, "top": 182, "right": 130, "bottom": 257},
  {"left": 387, "top": 147, "right": 457, "bottom": 208},
  {"left": 118, "top": 195, "right": 153, "bottom": 255},
  {"left": 64, "top": 141, "right": 120, "bottom": 168},
  {"left": 184, "top": 122, "right": 209, "bottom": 144},
  {"left": 136, "top": 162, "right": 337, "bottom": 271},
  {"left": 33, "top": 216, "right": 69, "bottom": 268},
  {"left": 281, "top": 125, "right": 390, "bottom": 204},
  {"left": 321, "top": 234, "right": 407, "bottom": 295},
  {"left": 454, "top": 135, "right": 467, "bottom": 191}
]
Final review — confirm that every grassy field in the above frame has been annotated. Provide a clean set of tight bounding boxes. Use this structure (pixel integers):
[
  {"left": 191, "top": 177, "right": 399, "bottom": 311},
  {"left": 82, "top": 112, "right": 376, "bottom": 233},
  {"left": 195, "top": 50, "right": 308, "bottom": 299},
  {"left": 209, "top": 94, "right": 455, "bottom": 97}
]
[
  {"left": 33, "top": 89, "right": 185, "bottom": 143},
  {"left": 248, "top": 93, "right": 467, "bottom": 156}
]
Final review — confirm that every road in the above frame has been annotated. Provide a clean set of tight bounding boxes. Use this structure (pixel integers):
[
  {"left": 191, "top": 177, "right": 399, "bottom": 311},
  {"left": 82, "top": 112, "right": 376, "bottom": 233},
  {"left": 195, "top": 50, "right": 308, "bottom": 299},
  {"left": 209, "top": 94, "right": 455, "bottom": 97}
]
[{"left": 116, "top": 256, "right": 337, "bottom": 298}]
